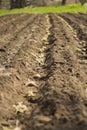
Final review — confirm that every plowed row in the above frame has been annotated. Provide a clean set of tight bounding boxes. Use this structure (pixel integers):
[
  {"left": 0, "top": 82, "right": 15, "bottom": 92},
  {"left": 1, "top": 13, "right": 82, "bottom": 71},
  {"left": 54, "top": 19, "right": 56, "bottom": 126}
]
[{"left": 0, "top": 13, "right": 87, "bottom": 130}]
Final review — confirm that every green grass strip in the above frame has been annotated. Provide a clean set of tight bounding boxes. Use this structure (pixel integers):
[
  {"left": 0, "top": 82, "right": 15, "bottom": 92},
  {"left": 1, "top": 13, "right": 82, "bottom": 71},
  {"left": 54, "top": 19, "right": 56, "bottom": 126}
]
[{"left": 0, "top": 3, "right": 87, "bottom": 16}]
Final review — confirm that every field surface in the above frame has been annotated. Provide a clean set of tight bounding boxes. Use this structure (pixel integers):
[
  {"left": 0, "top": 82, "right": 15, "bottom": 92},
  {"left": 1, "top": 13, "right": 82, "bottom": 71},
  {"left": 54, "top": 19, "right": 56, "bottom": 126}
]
[{"left": 0, "top": 13, "right": 87, "bottom": 130}]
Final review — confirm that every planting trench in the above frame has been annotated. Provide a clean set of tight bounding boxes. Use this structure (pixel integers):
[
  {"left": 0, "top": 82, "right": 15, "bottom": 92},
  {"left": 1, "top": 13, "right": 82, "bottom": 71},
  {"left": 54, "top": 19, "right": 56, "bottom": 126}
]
[{"left": 0, "top": 13, "right": 87, "bottom": 130}]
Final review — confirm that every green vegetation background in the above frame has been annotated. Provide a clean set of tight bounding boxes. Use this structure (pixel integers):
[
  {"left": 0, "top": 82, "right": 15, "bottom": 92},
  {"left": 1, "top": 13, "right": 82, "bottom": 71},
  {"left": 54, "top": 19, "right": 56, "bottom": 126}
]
[{"left": 0, "top": 4, "right": 87, "bottom": 16}]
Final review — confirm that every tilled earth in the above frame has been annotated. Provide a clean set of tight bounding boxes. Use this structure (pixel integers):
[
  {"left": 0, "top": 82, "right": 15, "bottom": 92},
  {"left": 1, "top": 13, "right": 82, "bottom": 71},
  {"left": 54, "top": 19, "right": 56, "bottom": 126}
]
[{"left": 0, "top": 13, "right": 87, "bottom": 130}]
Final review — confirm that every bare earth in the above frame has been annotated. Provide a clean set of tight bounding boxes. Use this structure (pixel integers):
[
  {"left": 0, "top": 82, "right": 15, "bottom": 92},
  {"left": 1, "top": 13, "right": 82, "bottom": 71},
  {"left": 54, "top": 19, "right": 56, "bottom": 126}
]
[{"left": 0, "top": 13, "right": 87, "bottom": 130}]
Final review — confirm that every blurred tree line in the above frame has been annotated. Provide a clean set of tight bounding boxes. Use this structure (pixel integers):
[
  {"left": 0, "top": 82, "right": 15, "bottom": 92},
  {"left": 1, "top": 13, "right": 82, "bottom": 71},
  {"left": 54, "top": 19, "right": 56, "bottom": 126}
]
[
  {"left": 79, "top": 0, "right": 87, "bottom": 5},
  {"left": 10, "top": 0, "right": 26, "bottom": 9},
  {"left": 0, "top": 0, "right": 87, "bottom": 9},
  {"left": 0, "top": 0, "right": 26, "bottom": 8}
]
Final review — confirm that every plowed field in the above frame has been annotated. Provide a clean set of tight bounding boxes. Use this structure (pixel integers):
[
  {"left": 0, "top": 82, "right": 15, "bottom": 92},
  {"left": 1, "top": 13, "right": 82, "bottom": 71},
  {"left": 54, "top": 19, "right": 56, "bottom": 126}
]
[{"left": 0, "top": 13, "right": 87, "bottom": 130}]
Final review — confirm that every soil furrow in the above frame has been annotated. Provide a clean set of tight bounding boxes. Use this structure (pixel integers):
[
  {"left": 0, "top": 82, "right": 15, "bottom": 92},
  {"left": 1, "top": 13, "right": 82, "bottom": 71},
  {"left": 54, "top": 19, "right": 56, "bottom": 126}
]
[
  {"left": 66, "top": 13, "right": 87, "bottom": 26},
  {"left": 37, "top": 14, "right": 87, "bottom": 130},
  {"left": 0, "top": 14, "right": 37, "bottom": 49},
  {"left": 0, "top": 14, "right": 30, "bottom": 39},
  {"left": 59, "top": 13, "right": 87, "bottom": 41},
  {"left": 20, "top": 14, "right": 87, "bottom": 130},
  {"left": 0, "top": 15, "right": 39, "bottom": 65},
  {"left": 0, "top": 14, "right": 54, "bottom": 129},
  {"left": 59, "top": 13, "right": 87, "bottom": 80}
]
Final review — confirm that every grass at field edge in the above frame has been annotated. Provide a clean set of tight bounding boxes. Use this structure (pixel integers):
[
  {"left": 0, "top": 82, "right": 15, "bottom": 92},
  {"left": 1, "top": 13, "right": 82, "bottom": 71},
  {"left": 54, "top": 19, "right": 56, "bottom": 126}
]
[{"left": 0, "top": 3, "right": 87, "bottom": 16}]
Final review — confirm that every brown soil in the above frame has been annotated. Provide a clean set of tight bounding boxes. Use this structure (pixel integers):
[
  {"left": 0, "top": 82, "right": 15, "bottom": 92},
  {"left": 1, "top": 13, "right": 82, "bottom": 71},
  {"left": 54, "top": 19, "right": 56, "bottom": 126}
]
[{"left": 0, "top": 13, "right": 87, "bottom": 130}]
